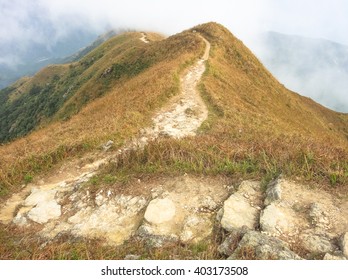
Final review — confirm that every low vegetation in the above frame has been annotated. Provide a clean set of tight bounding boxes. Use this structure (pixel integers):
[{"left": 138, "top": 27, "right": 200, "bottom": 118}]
[
  {"left": 0, "top": 30, "right": 204, "bottom": 198},
  {"left": 0, "top": 224, "right": 224, "bottom": 260}
]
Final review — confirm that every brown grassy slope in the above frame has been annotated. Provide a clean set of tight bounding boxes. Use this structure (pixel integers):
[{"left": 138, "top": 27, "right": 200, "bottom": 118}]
[
  {"left": 195, "top": 22, "right": 348, "bottom": 185},
  {"left": 0, "top": 31, "right": 204, "bottom": 197},
  {"left": 8, "top": 65, "right": 69, "bottom": 103},
  {"left": 103, "top": 23, "right": 348, "bottom": 189},
  {"left": 1, "top": 22, "right": 347, "bottom": 199},
  {"left": 195, "top": 22, "right": 348, "bottom": 142}
]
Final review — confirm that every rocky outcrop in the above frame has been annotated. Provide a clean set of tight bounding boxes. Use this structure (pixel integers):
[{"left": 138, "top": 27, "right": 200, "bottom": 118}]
[
  {"left": 44, "top": 194, "right": 148, "bottom": 245},
  {"left": 137, "top": 176, "right": 228, "bottom": 246},
  {"left": 227, "top": 231, "right": 302, "bottom": 260},
  {"left": 13, "top": 188, "right": 61, "bottom": 225},
  {"left": 2, "top": 174, "right": 348, "bottom": 260},
  {"left": 260, "top": 204, "right": 295, "bottom": 235},
  {"left": 300, "top": 233, "right": 337, "bottom": 254}
]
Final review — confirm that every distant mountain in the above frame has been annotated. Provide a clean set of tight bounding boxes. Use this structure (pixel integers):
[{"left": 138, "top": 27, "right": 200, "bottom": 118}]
[
  {"left": 254, "top": 31, "right": 348, "bottom": 112},
  {"left": 0, "top": 29, "right": 101, "bottom": 89}
]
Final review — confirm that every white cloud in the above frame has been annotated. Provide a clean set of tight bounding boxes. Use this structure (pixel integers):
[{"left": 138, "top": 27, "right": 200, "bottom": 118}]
[
  {"left": 1, "top": 0, "right": 348, "bottom": 110},
  {"left": 2, "top": 0, "right": 347, "bottom": 44}
]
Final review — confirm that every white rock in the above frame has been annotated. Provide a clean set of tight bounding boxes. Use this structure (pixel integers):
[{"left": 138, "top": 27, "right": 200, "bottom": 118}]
[
  {"left": 24, "top": 188, "right": 57, "bottom": 207},
  {"left": 13, "top": 209, "right": 29, "bottom": 226},
  {"left": 28, "top": 200, "right": 61, "bottom": 224},
  {"left": 220, "top": 193, "right": 258, "bottom": 231},
  {"left": 144, "top": 198, "right": 176, "bottom": 224},
  {"left": 260, "top": 204, "right": 290, "bottom": 234},
  {"left": 102, "top": 140, "right": 114, "bottom": 151},
  {"left": 66, "top": 196, "right": 147, "bottom": 245}
]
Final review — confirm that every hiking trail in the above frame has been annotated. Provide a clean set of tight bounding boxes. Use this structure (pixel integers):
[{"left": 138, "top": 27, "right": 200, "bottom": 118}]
[{"left": 0, "top": 33, "right": 211, "bottom": 235}]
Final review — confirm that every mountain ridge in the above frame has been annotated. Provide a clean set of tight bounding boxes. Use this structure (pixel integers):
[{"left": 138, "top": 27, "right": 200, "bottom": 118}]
[{"left": 0, "top": 22, "right": 347, "bottom": 260}]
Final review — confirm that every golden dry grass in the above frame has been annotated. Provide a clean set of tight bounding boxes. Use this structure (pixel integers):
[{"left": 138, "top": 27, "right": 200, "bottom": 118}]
[
  {"left": 0, "top": 30, "right": 204, "bottom": 198},
  {"left": 95, "top": 23, "right": 348, "bottom": 192},
  {"left": 0, "top": 23, "right": 348, "bottom": 260}
]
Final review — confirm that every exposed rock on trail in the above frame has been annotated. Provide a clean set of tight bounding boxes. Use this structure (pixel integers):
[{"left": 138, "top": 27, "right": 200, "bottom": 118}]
[
  {"left": 228, "top": 231, "right": 303, "bottom": 260},
  {"left": 140, "top": 32, "right": 149, "bottom": 44},
  {"left": 127, "top": 34, "right": 210, "bottom": 147},
  {"left": 2, "top": 168, "right": 348, "bottom": 259},
  {"left": 137, "top": 175, "right": 229, "bottom": 246}
]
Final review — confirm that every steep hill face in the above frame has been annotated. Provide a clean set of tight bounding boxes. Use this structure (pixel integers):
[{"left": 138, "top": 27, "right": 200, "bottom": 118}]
[
  {"left": 0, "top": 31, "right": 169, "bottom": 142},
  {"left": 194, "top": 24, "right": 348, "bottom": 143},
  {"left": 0, "top": 22, "right": 347, "bottom": 260}
]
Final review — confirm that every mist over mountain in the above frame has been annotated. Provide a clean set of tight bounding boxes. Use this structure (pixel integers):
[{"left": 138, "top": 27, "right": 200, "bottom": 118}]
[
  {"left": 253, "top": 32, "right": 348, "bottom": 113},
  {"left": 0, "top": 28, "right": 100, "bottom": 89}
]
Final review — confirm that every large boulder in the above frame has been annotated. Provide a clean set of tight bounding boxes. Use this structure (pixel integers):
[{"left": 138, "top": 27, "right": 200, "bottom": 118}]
[
  {"left": 300, "top": 233, "right": 337, "bottom": 255},
  {"left": 260, "top": 204, "right": 294, "bottom": 235},
  {"left": 27, "top": 200, "right": 61, "bottom": 224},
  {"left": 220, "top": 181, "right": 261, "bottom": 231},
  {"left": 144, "top": 198, "right": 176, "bottom": 224},
  {"left": 220, "top": 194, "right": 258, "bottom": 231},
  {"left": 228, "top": 231, "right": 302, "bottom": 260}
]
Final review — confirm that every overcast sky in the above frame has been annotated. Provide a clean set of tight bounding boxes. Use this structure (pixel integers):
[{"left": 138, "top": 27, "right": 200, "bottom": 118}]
[
  {"left": 1, "top": 0, "right": 347, "bottom": 46},
  {"left": 1, "top": 0, "right": 348, "bottom": 111}
]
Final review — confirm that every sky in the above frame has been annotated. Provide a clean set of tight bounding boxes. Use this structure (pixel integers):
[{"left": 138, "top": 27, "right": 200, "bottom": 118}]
[
  {"left": 1, "top": 0, "right": 348, "bottom": 111},
  {"left": 1, "top": 0, "right": 347, "bottom": 46}
]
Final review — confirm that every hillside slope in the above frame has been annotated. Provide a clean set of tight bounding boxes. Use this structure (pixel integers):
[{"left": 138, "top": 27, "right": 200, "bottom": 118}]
[
  {"left": 0, "top": 29, "right": 204, "bottom": 196},
  {"left": 0, "top": 31, "right": 168, "bottom": 142},
  {"left": 1, "top": 22, "right": 348, "bottom": 198}
]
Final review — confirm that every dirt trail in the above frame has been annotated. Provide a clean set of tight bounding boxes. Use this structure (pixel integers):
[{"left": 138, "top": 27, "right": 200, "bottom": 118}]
[
  {"left": 134, "top": 35, "right": 210, "bottom": 142},
  {"left": 0, "top": 35, "right": 211, "bottom": 225},
  {"left": 139, "top": 32, "right": 149, "bottom": 44}
]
